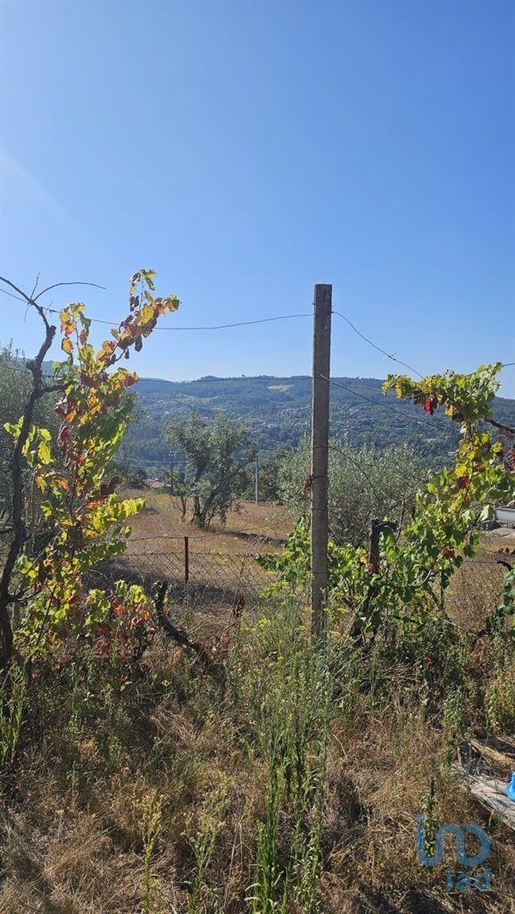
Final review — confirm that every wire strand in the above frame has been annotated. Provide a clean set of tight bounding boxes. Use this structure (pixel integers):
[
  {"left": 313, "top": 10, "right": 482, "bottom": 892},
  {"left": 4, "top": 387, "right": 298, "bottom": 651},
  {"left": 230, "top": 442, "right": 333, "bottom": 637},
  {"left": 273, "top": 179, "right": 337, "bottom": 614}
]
[
  {"left": 332, "top": 310, "right": 424, "bottom": 378},
  {"left": 320, "top": 374, "right": 435, "bottom": 428},
  {"left": 3, "top": 288, "right": 513, "bottom": 379},
  {"left": 44, "top": 308, "right": 312, "bottom": 331}
]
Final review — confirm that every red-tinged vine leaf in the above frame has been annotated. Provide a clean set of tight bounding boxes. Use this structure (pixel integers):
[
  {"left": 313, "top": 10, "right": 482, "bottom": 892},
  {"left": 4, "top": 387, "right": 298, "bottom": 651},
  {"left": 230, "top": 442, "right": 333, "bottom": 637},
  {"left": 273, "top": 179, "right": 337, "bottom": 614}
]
[
  {"left": 11, "top": 269, "right": 181, "bottom": 658},
  {"left": 66, "top": 524, "right": 85, "bottom": 550},
  {"left": 442, "top": 547, "right": 455, "bottom": 559},
  {"left": 37, "top": 560, "right": 51, "bottom": 584},
  {"left": 456, "top": 475, "right": 470, "bottom": 489},
  {"left": 55, "top": 396, "right": 77, "bottom": 422},
  {"left": 97, "top": 340, "right": 117, "bottom": 366},
  {"left": 56, "top": 425, "right": 70, "bottom": 452},
  {"left": 59, "top": 310, "right": 76, "bottom": 336},
  {"left": 79, "top": 372, "right": 97, "bottom": 388},
  {"left": 423, "top": 396, "right": 438, "bottom": 415}
]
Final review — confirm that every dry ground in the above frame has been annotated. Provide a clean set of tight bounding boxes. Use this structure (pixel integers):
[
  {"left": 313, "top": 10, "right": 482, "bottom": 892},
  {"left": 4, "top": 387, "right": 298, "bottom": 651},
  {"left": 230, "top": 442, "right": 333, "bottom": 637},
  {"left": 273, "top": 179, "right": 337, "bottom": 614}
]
[
  {"left": 1, "top": 506, "right": 515, "bottom": 913},
  {"left": 125, "top": 491, "right": 293, "bottom": 556}
]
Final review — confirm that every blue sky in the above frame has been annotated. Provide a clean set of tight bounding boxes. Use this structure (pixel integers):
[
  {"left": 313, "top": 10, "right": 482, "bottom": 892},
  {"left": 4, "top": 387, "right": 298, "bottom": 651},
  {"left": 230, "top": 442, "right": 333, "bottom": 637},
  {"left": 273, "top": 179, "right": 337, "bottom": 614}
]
[{"left": 1, "top": 0, "right": 514, "bottom": 395}]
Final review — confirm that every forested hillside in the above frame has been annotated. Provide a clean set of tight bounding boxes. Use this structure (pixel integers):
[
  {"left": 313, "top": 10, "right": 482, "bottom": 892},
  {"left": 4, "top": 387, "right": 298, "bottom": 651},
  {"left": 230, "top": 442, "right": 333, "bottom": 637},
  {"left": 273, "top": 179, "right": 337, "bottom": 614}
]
[{"left": 123, "top": 373, "right": 515, "bottom": 474}]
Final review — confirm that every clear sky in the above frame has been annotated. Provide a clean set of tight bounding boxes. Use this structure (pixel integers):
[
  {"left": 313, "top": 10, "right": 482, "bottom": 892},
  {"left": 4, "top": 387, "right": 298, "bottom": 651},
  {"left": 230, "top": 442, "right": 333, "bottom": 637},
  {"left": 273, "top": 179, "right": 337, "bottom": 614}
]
[{"left": 1, "top": 0, "right": 514, "bottom": 395}]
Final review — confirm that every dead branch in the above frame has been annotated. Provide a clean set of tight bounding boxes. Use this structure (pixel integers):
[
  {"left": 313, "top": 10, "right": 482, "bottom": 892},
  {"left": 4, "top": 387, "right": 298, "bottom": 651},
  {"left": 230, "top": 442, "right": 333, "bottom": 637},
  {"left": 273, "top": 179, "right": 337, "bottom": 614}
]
[
  {"left": 153, "top": 581, "right": 224, "bottom": 680},
  {"left": 0, "top": 316, "right": 56, "bottom": 670},
  {"left": 33, "top": 280, "right": 105, "bottom": 301},
  {"left": 0, "top": 274, "right": 105, "bottom": 671}
]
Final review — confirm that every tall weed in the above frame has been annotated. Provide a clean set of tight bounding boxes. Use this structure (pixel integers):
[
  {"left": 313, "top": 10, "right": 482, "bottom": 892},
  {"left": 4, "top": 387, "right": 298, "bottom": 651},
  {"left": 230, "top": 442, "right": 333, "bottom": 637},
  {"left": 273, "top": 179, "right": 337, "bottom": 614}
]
[
  {"left": 0, "top": 662, "right": 27, "bottom": 769},
  {"left": 242, "top": 600, "right": 332, "bottom": 914}
]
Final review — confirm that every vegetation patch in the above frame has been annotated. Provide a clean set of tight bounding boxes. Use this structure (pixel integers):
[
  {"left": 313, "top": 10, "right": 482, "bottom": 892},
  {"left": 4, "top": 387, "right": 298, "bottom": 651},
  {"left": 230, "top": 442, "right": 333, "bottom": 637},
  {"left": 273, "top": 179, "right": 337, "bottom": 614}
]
[{"left": 1, "top": 273, "right": 515, "bottom": 912}]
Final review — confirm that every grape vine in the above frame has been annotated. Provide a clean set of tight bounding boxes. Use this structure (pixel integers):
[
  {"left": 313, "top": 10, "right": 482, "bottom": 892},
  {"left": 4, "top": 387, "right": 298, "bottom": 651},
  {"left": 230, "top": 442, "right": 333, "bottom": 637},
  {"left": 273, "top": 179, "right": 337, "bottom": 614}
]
[{"left": 1, "top": 270, "right": 179, "bottom": 664}]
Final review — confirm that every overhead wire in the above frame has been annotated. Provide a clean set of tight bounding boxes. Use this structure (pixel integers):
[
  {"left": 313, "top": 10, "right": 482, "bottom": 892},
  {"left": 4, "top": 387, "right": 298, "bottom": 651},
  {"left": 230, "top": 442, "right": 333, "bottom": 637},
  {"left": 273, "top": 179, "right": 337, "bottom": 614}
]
[
  {"left": 320, "top": 374, "right": 432, "bottom": 428},
  {"left": 3, "top": 288, "right": 511, "bottom": 504},
  {"left": 3, "top": 280, "right": 512, "bottom": 473},
  {"left": 2, "top": 286, "right": 513, "bottom": 426},
  {"left": 32, "top": 302, "right": 424, "bottom": 384},
  {"left": 41, "top": 308, "right": 313, "bottom": 331},
  {"left": 2, "top": 285, "right": 513, "bottom": 372},
  {"left": 332, "top": 310, "right": 425, "bottom": 379}
]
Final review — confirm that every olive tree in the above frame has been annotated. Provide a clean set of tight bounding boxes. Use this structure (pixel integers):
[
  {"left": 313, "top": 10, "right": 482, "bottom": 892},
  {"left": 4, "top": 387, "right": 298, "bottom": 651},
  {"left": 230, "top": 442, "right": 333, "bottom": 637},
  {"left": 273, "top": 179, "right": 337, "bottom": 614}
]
[
  {"left": 164, "top": 411, "right": 253, "bottom": 529},
  {"left": 278, "top": 436, "right": 428, "bottom": 547}
]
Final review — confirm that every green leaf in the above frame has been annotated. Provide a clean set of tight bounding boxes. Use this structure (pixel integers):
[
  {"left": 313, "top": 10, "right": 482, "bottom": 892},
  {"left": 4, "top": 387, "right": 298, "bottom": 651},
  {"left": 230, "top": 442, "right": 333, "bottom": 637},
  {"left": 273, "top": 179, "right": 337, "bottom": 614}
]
[{"left": 37, "top": 441, "right": 52, "bottom": 464}]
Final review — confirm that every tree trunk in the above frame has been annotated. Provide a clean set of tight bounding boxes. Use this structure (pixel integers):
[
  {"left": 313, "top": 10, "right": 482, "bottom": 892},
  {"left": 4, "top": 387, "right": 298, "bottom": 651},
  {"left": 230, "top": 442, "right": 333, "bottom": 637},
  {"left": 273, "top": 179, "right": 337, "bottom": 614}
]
[{"left": 192, "top": 495, "right": 203, "bottom": 527}]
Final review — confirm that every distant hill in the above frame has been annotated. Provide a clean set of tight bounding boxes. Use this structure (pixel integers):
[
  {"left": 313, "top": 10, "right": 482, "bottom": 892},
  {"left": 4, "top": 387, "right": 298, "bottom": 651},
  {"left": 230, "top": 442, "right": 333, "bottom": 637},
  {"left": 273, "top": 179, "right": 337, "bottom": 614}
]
[{"left": 121, "top": 374, "right": 515, "bottom": 474}]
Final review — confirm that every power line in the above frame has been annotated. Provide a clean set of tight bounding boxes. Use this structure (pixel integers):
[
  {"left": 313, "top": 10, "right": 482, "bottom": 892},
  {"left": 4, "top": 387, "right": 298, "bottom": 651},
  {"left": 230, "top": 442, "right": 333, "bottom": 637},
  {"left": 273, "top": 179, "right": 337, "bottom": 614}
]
[
  {"left": 332, "top": 309, "right": 515, "bottom": 375},
  {"left": 43, "top": 309, "right": 312, "bottom": 331},
  {"left": 3, "top": 288, "right": 513, "bottom": 377},
  {"left": 320, "top": 375, "right": 464, "bottom": 449},
  {"left": 320, "top": 375, "right": 432, "bottom": 427},
  {"left": 332, "top": 310, "right": 424, "bottom": 378}
]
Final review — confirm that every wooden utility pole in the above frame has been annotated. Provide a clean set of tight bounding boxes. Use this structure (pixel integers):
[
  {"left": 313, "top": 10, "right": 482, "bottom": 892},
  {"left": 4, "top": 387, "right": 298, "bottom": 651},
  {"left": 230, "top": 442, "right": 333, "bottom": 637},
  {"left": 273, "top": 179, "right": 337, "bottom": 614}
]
[{"left": 311, "top": 284, "right": 332, "bottom": 641}]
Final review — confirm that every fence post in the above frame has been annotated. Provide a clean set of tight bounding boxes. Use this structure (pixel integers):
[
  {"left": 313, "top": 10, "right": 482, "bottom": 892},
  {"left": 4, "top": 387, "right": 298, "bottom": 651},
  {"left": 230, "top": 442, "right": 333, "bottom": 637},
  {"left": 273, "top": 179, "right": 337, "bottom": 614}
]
[
  {"left": 184, "top": 536, "right": 189, "bottom": 586},
  {"left": 311, "top": 283, "right": 332, "bottom": 643},
  {"left": 369, "top": 519, "right": 380, "bottom": 573}
]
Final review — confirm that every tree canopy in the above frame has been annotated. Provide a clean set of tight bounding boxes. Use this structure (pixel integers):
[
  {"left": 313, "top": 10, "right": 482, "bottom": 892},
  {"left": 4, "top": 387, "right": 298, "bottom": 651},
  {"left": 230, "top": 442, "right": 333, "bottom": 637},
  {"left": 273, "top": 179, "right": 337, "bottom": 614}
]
[
  {"left": 277, "top": 437, "right": 427, "bottom": 547},
  {"left": 164, "top": 411, "right": 253, "bottom": 528}
]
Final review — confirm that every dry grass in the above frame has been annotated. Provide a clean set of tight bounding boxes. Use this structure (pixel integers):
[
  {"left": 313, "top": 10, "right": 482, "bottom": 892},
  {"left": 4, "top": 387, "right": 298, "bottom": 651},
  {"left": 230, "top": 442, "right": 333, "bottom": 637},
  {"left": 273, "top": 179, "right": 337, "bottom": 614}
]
[
  {"left": 2, "top": 510, "right": 515, "bottom": 913},
  {"left": 3, "top": 653, "right": 514, "bottom": 914},
  {"left": 446, "top": 553, "right": 507, "bottom": 633},
  {"left": 126, "top": 491, "right": 293, "bottom": 555}
]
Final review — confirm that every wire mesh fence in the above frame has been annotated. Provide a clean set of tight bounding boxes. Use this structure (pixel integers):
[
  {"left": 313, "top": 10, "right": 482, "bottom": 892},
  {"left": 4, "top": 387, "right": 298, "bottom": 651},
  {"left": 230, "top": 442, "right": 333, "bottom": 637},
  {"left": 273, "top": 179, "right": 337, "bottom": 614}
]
[
  {"left": 87, "top": 539, "right": 275, "bottom": 613},
  {"left": 84, "top": 528, "right": 515, "bottom": 628}
]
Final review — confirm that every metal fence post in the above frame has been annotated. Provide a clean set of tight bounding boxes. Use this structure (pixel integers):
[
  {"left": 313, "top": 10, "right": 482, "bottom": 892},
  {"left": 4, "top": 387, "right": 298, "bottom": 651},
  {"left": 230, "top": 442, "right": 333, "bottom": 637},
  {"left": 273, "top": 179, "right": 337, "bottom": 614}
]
[{"left": 184, "top": 536, "right": 189, "bottom": 586}]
